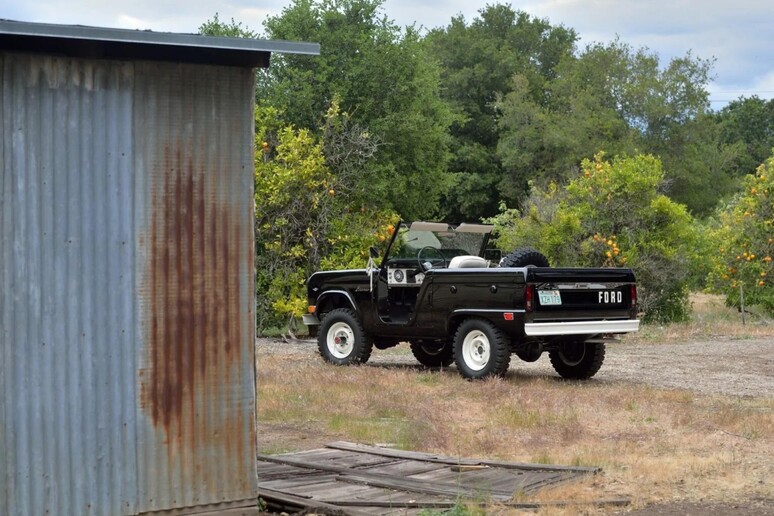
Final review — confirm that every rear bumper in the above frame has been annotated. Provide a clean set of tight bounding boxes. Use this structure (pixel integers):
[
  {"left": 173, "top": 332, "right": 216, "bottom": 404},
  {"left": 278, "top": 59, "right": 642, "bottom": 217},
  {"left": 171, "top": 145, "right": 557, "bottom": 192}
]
[{"left": 525, "top": 319, "right": 640, "bottom": 337}]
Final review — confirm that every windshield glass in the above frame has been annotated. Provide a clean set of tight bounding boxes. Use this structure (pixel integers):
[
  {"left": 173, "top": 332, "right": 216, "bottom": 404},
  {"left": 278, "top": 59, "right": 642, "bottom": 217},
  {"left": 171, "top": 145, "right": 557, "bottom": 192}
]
[{"left": 389, "top": 222, "right": 491, "bottom": 259}]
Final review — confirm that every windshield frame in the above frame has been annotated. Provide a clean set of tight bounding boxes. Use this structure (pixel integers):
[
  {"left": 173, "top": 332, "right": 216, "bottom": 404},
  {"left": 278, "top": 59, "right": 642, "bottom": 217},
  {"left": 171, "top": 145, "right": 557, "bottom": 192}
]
[{"left": 381, "top": 221, "right": 493, "bottom": 267}]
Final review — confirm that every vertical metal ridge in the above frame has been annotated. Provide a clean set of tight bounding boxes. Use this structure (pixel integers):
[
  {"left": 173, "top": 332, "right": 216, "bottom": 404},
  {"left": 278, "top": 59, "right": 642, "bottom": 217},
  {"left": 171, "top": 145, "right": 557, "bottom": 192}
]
[
  {"left": 0, "top": 53, "right": 8, "bottom": 516},
  {"left": 3, "top": 52, "right": 257, "bottom": 515},
  {"left": 2, "top": 54, "right": 138, "bottom": 515}
]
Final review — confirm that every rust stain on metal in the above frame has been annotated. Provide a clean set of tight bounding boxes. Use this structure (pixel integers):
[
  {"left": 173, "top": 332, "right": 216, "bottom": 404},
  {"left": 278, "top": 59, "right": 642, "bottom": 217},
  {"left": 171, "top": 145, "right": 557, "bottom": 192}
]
[{"left": 140, "top": 143, "right": 247, "bottom": 453}]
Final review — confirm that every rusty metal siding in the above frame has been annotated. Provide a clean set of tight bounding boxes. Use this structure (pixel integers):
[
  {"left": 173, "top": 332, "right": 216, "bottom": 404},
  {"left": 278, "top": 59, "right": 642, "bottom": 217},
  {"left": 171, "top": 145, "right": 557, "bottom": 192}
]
[
  {"left": 1, "top": 52, "right": 257, "bottom": 516},
  {"left": 133, "top": 61, "right": 257, "bottom": 513}
]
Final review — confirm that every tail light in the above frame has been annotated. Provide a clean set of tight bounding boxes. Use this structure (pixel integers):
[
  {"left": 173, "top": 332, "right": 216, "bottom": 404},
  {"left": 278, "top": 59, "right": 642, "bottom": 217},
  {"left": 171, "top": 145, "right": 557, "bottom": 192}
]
[
  {"left": 630, "top": 284, "right": 637, "bottom": 311},
  {"left": 525, "top": 284, "right": 534, "bottom": 312}
]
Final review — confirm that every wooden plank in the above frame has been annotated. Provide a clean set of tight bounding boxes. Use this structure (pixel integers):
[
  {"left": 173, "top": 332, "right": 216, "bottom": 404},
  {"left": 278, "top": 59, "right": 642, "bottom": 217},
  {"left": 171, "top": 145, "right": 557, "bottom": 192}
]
[
  {"left": 326, "top": 441, "right": 480, "bottom": 465},
  {"left": 335, "top": 472, "right": 515, "bottom": 501},
  {"left": 326, "top": 498, "right": 632, "bottom": 509},
  {"left": 258, "top": 453, "right": 585, "bottom": 499},
  {"left": 257, "top": 487, "right": 372, "bottom": 516},
  {"left": 360, "top": 460, "right": 443, "bottom": 477},
  {"left": 259, "top": 454, "right": 514, "bottom": 499},
  {"left": 327, "top": 442, "right": 599, "bottom": 473},
  {"left": 257, "top": 444, "right": 610, "bottom": 514},
  {"left": 451, "top": 464, "right": 490, "bottom": 472}
]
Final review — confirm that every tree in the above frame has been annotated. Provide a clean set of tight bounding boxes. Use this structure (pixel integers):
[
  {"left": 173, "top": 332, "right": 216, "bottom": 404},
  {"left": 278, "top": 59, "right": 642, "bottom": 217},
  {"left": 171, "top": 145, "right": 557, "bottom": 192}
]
[
  {"left": 425, "top": 4, "right": 577, "bottom": 220},
  {"left": 259, "top": 0, "right": 452, "bottom": 219},
  {"left": 495, "top": 40, "right": 738, "bottom": 215},
  {"left": 714, "top": 96, "right": 774, "bottom": 176},
  {"left": 708, "top": 154, "right": 774, "bottom": 315},
  {"left": 254, "top": 106, "right": 397, "bottom": 328},
  {"left": 489, "top": 154, "right": 704, "bottom": 322},
  {"left": 199, "top": 13, "right": 258, "bottom": 38}
]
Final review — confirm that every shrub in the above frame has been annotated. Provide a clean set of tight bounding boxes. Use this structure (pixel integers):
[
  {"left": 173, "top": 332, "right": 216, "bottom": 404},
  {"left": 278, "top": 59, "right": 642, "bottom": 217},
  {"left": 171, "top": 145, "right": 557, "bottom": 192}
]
[{"left": 490, "top": 153, "right": 705, "bottom": 322}]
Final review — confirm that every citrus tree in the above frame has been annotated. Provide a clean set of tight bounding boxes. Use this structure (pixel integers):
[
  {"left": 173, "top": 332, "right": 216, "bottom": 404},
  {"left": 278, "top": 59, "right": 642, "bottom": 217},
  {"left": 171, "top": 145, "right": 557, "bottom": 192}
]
[
  {"left": 708, "top": 155, "right": 774, "bottom": 314},
  {"left": 255, "top": 106, "right": 397, "bottom": 329},
  {"left": 490, "top": 154, "right": 705, "bottom": 322}
]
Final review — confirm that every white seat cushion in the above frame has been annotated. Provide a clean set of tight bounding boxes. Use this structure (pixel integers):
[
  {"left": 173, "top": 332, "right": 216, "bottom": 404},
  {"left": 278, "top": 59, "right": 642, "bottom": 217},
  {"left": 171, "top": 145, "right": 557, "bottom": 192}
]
[{"left": 448, "top": 255, "right": 489, "bottom": 268}]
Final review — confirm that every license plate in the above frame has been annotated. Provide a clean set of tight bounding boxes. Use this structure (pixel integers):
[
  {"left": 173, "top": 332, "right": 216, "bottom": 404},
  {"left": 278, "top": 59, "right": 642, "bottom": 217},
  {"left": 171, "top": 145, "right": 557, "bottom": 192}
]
[{"left": 538, "top": 290, "right": 562, "bottom": 305}]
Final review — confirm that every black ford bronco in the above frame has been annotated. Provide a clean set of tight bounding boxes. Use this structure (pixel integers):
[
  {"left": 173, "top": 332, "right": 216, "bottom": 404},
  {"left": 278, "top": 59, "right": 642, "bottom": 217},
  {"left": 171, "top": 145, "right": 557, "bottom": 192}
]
[{"left": 303, "top": 221, "right": 639, "bottom": 380}]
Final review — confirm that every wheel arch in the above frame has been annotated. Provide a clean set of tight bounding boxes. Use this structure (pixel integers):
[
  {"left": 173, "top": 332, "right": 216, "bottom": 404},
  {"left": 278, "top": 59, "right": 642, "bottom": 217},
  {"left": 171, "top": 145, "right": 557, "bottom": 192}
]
[{"left": 316, "top": 290, "right": 359, "bottom": 318}]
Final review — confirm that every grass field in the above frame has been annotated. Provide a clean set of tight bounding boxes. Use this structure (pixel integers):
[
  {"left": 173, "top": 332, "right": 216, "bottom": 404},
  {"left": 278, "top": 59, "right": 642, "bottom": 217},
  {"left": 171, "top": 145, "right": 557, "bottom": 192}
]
[{"left": 256, "top": 295, "right": 773, "bottom": 514}]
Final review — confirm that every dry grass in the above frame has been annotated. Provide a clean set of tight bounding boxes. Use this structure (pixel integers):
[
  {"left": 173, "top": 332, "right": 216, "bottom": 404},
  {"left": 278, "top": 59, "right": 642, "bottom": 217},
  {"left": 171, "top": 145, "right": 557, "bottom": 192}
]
[
  {"left": 257, "top": 294, "right": 773, "bottom": 513},
  {"left": 627, "top": 293, "right": 774, "bottom": 343}
]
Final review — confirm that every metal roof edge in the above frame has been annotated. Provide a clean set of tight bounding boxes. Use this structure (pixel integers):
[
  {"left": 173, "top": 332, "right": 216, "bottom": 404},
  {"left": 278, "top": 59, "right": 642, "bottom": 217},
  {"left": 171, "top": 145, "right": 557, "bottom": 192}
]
[{"left": 0, "top": 19, "right": 320, "bottom": 57}]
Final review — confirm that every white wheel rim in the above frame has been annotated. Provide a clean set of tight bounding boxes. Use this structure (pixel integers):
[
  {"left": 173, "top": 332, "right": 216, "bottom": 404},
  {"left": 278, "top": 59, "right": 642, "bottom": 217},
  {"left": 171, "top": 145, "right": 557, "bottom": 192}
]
[
  {"left": 462, "top": 330, "right": 490, "bottom": 371},
  {"left": 327, "top": 322, "right": 355, "bottom": 359}
]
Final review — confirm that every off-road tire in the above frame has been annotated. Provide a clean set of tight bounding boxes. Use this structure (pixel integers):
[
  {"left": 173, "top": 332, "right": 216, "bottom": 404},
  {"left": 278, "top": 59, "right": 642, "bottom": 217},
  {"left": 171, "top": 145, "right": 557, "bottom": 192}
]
[
  {"left": 453, "top": 318, "right": 511, "bottom": 379},
  {"left": 317, "top": 308, "right": 373, "bottom": 365},
  {"left": 410, "top": 340, "right": 454, "bottom": 368},
  {"left": 549, "top": 341, "right": 605, "bottom": 379},
  {"left": 500, "top": 247, "right": 550, "bottom": 268}
]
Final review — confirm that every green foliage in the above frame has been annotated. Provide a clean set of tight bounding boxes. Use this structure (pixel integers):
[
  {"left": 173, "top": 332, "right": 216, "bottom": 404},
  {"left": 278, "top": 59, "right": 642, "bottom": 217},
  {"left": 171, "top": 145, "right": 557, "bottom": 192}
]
[
  {"left": 496, "top": 39, "right": 738, "bottom": 216},
  {"left": 260, "top": 0, "right": 452, "bottom": 219},
  {"left": 489, "top": 154, "right": 704, "bottom": 322},
  {"left": 198, "top": 13, "right": 258, "bottom": 38},
  {"left": 714, "top": 96, "right": 774, "bottom": 176},
  {"left": 425, "top": 5, "right": 577, "bottom": 220},
  {"left": 254, "top": 105, "right": 397, "bottom": 328},
  {"left": 708, "top": 155, "right": 774, "bottom": 315}
]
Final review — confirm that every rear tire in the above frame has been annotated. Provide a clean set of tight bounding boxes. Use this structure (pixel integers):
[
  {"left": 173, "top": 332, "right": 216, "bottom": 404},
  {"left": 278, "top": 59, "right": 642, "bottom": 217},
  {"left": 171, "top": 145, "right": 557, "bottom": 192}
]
[
  {"left": 500, "top": 248, "right": 550, "bottom": 268},
  {"left": 317, "top": 308, "right": 373, "bottom": 365},
  {"left": 549, "top": 341, "right": 605, "bottom": 379},
  {"left": 453, "top": 319, "right": 511, "bottom": 379},
  {"left": 410, "top": 340, "right": 454, "bottom": 368}
]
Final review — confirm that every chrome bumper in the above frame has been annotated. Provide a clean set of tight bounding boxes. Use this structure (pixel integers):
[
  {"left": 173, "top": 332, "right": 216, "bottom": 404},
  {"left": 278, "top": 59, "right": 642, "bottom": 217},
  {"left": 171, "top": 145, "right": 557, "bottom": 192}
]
[
  {"left": 524, "top": 319, "right": 640, "bottom": 337},
  {"left": 302, "top": 313, "right": 320, "bottom": 327}
]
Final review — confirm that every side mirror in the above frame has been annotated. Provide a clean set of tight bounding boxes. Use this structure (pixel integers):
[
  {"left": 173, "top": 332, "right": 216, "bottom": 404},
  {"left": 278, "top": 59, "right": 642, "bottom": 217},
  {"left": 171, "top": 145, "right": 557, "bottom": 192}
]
[{"left": 369, "top": 246, "right": 380, "bottom": 259}]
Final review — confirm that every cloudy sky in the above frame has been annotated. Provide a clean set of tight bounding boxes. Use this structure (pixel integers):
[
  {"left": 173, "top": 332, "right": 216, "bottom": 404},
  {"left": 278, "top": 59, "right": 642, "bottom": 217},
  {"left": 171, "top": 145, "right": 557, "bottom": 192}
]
[{"left": 2, "top": 0, "right": 772, "bottom": 109}]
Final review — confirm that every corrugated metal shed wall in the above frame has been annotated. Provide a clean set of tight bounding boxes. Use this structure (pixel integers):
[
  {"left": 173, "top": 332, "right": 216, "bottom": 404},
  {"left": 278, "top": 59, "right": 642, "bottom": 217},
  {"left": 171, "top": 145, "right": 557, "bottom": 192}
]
[{"left": 1, "top": 52, "right": 256, "bottom": 515}]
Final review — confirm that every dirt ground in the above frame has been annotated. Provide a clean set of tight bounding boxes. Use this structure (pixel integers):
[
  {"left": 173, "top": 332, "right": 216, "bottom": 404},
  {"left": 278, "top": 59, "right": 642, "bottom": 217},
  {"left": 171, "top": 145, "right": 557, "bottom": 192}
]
[{"left": 257, "top": 335, "right": 774, "bottom": 514}]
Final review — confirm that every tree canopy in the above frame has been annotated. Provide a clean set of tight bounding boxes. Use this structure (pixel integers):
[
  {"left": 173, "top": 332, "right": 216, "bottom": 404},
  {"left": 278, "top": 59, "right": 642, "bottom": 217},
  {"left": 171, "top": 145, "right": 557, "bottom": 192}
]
[
  {"left": 259, "top": 0, "right": 453, "bottom": 219},
  {"left": 425, "top": 5, "right": 577, "bottom": 220}
]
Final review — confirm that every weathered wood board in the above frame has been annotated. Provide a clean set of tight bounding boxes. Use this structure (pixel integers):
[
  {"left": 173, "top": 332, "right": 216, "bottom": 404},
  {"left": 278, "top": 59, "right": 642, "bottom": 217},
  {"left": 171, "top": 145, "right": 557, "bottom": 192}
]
[{"left": 256, "top": 441, "right": 605, "bottom": 514}]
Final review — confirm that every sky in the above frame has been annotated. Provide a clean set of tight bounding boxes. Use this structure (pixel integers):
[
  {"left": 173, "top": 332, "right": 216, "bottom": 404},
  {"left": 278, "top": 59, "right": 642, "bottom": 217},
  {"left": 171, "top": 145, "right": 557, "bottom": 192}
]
[{"left": 2, "top": 0, "right": 773, "bottom": 109}]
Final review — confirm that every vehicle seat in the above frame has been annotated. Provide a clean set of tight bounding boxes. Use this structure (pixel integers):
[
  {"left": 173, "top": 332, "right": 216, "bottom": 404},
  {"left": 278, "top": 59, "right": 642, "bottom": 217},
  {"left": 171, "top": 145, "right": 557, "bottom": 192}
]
[{"left": 448, "top": 255, "right": 489, "bottom": 268}]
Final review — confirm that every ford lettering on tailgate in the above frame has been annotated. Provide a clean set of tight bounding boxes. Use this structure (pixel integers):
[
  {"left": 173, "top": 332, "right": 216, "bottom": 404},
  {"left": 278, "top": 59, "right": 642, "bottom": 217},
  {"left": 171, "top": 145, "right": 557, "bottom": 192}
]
[{"left": 599, "top": 290, "right": 623, "bottom": 304}]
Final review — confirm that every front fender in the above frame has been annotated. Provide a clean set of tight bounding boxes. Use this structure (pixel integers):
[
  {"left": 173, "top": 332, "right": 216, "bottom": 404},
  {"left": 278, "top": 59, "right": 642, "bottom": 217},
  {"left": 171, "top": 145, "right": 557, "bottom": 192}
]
[{"left": 316, "top": 289, "right": 359, "bottom": 315}]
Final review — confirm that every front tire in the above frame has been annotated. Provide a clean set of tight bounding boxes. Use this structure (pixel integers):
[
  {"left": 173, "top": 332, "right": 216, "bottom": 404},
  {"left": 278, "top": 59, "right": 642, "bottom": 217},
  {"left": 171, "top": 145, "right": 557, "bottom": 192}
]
[
  {"left": 453, "top": 319, "right": 511, "bottom": 379},
  {"left": 317, "top": 308, "right": 373, "bottom": 365},
  {"left": 549, "top": 341, "right": 605, "bottom": 379},
  {"left": 410, "top": 340, "right": 454, "bottom": 368}
]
